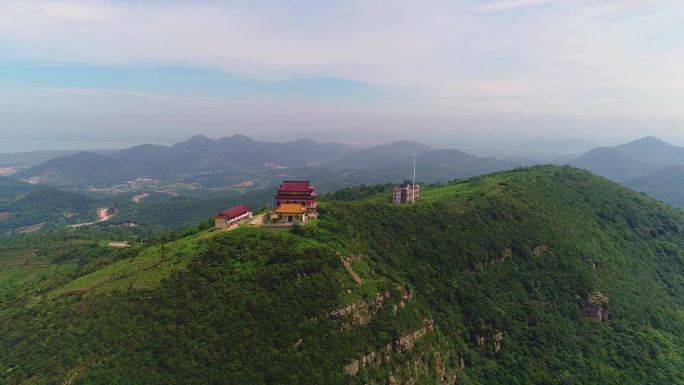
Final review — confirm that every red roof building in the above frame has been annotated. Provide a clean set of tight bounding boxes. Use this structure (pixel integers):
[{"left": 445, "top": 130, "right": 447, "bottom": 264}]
[
  {"left": 275, "top": 180, "right": 317, "bottom": 209},
  {"left": 214, "top": 204, "right": 253, "bottom": 229}
]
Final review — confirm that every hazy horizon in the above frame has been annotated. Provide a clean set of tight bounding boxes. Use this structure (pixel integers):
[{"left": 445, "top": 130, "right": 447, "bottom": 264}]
[
  {"left": 0, "top": 131, "right": 678, "bottom": 156},
  {"left": 2, "top": 1, "right": 684, "bottom": 151}
]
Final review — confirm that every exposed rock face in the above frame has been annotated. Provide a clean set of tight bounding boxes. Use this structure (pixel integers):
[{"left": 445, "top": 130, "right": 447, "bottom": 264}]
[
  {"left": 394, "top": 320, "right": 434, "bottom": 352},
  {"left": 533, "top": 245, "right": 548, "bottom": 257},
  {"left": 433, "top": 351, "right": 450, "bottom": 385},
  {"left": 332, "top": 287, "right": 413, "bottom": 326},
  {"left": 473, "top": 331, "right": 504, "bottom": 352},
  {"left": 383, "top": 349, "right": 461, "bottom": 385},
  {"left": 330, "top": 292, "right": 390, "bottom": 327},
  {"left": 391, "top": 288, "right": 414, "bottom": 315},
  {"left": 492, "top": 332, "right": 503, "bottom": 353},
  {"left": 344, "top": 319, "right": 435, "bottom": 376},
  {"left": 582, "top": 291, "right": 609, "bottom": 321},
  {"left": 344, "top": 360, "right": 360, "bottom": 376}
]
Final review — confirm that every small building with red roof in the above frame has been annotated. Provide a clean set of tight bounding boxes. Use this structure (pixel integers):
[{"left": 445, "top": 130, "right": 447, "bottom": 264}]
[{"left": 214, "top": 204, "right": 253, "bottom": 229}]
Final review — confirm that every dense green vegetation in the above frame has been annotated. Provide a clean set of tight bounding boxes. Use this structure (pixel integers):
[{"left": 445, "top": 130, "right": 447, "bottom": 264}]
[
  {"left": 109, "top": 190, "right": 273, "bottom": 233},
  {"left": 0, "top": 176, "right": 36, "bottom": 200},
  {"left": 3, "top": 166, "right": 684, "bottom": 384},
  {"left": 0, "top": 187, "right": 103, "bottom": 233},
  {"left": 0, "top": 178, "right": 270, "bottom": 236}
]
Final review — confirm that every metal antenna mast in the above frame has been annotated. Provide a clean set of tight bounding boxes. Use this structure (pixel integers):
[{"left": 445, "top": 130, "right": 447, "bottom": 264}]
[{"left": 412, "top": 152, "right": 417, "bottom": 203}]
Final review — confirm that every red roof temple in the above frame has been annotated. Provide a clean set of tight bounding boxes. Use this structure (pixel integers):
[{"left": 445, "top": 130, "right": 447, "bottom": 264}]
[{"left": 275, "top": 180, "right": 317, "bottom": 209}]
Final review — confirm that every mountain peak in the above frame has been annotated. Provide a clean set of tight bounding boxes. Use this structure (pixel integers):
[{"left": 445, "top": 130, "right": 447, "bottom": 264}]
[
  {"left": 290, "top": 137, "right": 317, "bottom": 145},
  {"left": 229, "top": 134, "right": 255, "bottom": 141},
  {"left": 187, "top": 134, "right": 213, "bottom": 142},
  {"left": 171, "top": 135, "right": 214, "bottom": 149},
  {"left": 627, "top": 135, "right": 668, "bottom": 146}
]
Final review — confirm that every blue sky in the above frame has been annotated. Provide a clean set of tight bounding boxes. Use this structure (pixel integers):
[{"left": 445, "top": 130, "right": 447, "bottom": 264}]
[{"left": 1, "top": 0, "right": 684, "bottom": 150}]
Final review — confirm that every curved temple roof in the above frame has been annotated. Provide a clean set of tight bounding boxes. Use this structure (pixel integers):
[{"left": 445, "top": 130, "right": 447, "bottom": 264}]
[{"left": 278, "top": 180, "right": 314, "bottom": 192}]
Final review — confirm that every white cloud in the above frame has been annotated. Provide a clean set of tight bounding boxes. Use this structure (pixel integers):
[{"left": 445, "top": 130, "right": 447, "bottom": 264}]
[
  {"left": 472, "top": 0, "right": 549, "bottom": 13},
  {"left": 1, "top": 0, "right": 684, "bottom": 136}
]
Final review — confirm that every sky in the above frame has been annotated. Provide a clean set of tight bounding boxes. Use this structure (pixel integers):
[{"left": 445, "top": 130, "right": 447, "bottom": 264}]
[{"left": 1, "top": 0, "right": 684, "bottom": 151}]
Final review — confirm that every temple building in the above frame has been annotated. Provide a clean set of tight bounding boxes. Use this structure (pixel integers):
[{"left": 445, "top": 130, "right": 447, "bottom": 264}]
[
  {"left": 275, "top": 180, "right": 317, "bottom": 216},
  {"left": 273, "top": 203, "right": 308, "bottom": 224},
  {"left": 270, "top": 180, "right": 318, "bottom": 224},
  {"left": 392, "top": 181, "right": 420, "bottom": 204},
  {"left": 214, "top": 204, "right": 253, "bottom": 229}
]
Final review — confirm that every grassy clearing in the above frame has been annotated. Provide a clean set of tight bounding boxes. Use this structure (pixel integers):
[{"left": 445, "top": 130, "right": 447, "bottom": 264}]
[
  {"left": 49, "top": 230, "right": 223, "bottom": 298},
  {"left": 335, "top": 255, "right": 391, "bottom": 306},
  {"left": 0, "top": 249, "right": 79, "bottom": 304}
]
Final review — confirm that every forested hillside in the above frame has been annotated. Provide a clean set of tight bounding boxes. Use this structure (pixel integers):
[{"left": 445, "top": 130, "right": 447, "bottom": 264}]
[{"left": 3, "top": 166, "right": 684, "bottom": 384}]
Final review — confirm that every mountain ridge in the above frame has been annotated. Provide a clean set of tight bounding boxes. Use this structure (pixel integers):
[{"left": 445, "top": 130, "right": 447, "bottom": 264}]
[
  {"left": 3, "top": 166, "right": 684, "bottom": 384},
  {"left": 15, "top": 136, "right": 525, "bottom": 188}
]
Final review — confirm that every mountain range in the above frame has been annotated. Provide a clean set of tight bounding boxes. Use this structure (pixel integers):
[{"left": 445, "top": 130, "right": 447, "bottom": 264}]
[
  {"left": 9, "top": 135, "right": 684, "bottom": 225},
  {"left": 570, "top": 136, "right": 684, "bottom": 181},
  {"left": 3, "top": 166, "right": 684, "bottom": 384},
  {"left": 568, "top": 136, "right": 684, "bottom": 207},
  {"left": 14, "top": 135, "right": 355, "bottom": 186},
  {"left": 13, "top": 135, "right": 523, "bottom": 188}
]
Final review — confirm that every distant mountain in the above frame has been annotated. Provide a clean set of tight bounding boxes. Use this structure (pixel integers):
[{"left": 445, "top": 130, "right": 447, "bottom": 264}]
[
  {"left": 171, "top": 135, "right": 215, "bottom": 152},
  {"left": 402, "top": 148, "right": 514, "bottom": 172},
  {"left": 183, "top": 134, "right": 355, "bottom": 167},
  {"left": 570, "top": 136, "right": 684, "bottom": 182},
  {"left": 272, "top": 138, "right": 353, "bottom": 166},
  {"left": 571, "top": 147, "right": 658, "bottom": 182},
  {"left": 626, "top": 165, "right": 684, "bottom": 207},
  {"left": 15, "top": 152, "right": 133, "bottom": 186},
  {"left": 614, "top": 136, "right": 684, "bottom": 165},
  {"left": 571, "top": 136, "right": 684, "bottom": 208},
  {"left": 18, "top": 135, "right": 355, "bottom": 186},
  {"left": 111, "top": 144, "right": 197, "bottom": 176},
  {"left": 331, "top": 140, "right": 434, "bottom": 169},
  {"left": 382, "top": 149, "right": 518, "bottom": 182},
  {"left": 0, "top": 149, "right": 116, "bottom": 170},
  {"left": 16, "top": 136, "right": 521, "bottom": 189}
]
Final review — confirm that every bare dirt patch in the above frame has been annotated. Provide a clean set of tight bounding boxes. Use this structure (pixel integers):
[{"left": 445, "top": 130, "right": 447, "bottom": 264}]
[
  {"left": 132, "top": 193, "right": 150, "bottom": 203},
  {"left": 97, "top": 207, "right": 117, "bottom": 221},
  {"left": 15, "top": 222, "right": 45, "bottom": 234},
  {"left": 0, "top": 166, "right": 17, "bottom": 176},
  {"left": 69, "top": 207, "right": 118, "bottom": 228},
  {"left": 232, "top": 180, "right": 254, "bottom": 187},
  {"left": 0, "top": 211, "right": 11, "bottom": 221},
  {"left": 108, "top": 241, "right": 130, "bottom": 248}
]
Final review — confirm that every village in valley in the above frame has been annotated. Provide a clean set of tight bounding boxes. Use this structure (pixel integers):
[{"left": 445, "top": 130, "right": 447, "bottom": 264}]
[{"left": 213, "top": 152, "right": 421, "bottom": 230}]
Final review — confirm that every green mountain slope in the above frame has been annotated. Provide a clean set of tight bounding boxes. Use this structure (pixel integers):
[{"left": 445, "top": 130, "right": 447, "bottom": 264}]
[
  {"left": 571, "top": 146, "right": 657, "bottom": 182},
  {"left": 0, "top": 187, "right": 105, "bottom": 233},
  {"left": 3, "top": 166, "right": 684, "bottom": 384},
  {"left": 0, "top": 176, "right": 36, "bottom": 201},
  {"left": 15, "top": 152, "right": 134, "bottom": 186}
]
